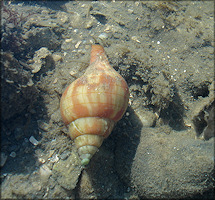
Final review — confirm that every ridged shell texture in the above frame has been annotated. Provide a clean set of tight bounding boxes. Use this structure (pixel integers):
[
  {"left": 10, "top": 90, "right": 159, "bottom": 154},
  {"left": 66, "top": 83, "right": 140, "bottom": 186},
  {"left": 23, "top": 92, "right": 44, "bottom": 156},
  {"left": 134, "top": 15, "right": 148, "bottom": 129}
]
[{"left": 60, "top": 45, "right": 129, "bottom": 165}]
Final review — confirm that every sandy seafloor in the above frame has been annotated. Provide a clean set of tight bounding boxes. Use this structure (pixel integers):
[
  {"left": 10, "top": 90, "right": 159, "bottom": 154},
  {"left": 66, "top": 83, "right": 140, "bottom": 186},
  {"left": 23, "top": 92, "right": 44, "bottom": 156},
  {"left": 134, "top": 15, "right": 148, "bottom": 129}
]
[{"left": 1, "top": 1, "right": 214, "bottom": 199}]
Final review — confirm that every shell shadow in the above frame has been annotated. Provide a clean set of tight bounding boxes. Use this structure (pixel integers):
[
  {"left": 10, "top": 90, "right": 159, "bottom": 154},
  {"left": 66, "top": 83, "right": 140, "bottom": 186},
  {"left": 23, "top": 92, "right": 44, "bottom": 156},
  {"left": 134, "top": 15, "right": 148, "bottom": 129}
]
[{"left": 75, "top": 106, "right": 142, "bottom": 198}]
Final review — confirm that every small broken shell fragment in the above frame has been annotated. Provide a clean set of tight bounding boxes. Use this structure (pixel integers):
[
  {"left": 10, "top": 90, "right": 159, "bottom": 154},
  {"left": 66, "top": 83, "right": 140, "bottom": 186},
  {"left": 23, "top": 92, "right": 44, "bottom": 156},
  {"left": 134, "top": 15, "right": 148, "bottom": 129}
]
[
  {"left": 131, "top": 36, "right": 141, "bottom": 43},
  {"left": 53, "top": 78, "right": 58, "bottom": 84},
  {"left": 70, "top": 70, "right": 78, "bottom": 77},
  {"left": 48, "top": 154, "right": 59, "bottom": 163},
  {"left": 38, "top": 158, "right": 46, "bottom": 164},
  {"left": 29, "top": 136, "right": 39, "bottom": 146},
  {"left": 75, "top": 41, "right": 82, "bottom": 48},
  {"left": 38, "top": 120, "right": 49, "bottom": 132},
  {"left": 9, "top": 152, "right": 16, "bottom": 158},
  {"left": 98, "top": 33, "right": 108, "bottom": 40}
]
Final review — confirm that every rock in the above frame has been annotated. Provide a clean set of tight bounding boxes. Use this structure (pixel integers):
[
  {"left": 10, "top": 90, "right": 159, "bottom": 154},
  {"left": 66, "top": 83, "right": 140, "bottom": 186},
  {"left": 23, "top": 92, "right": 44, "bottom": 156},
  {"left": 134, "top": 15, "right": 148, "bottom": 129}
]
[
  {"left": 24, "top": 27, "right": 61, "bottom": 51},
  {"left": 30, "top": 47, "right": 52, "bottom": 73},
  {"left": 1, "top": 174, "right": 42, "bottom": 199},
  {"left": 52, "top": 151, "right": 82, "bottom": 190},
  {"left": 0, "top": 52, "right": 38, "bottom": 120},
  {"left": 134, "top": 109, "right": 157, "bottom": 127},
  {"left": 129, "top": 127, "right": 214, "bottom": 199},
  {"left": 39, "top": 164, "right": 52, "bottom": 183},
  {"left": 68, "top": 12, "right": 84, "bottom": 28},
  {"left": 52, "top": 54, "right": 63, "bottom": 62},
  {"left": 192, "top": 82, "right": 215, "bottom": 140},
  {"left": 150, "top": 73, "right": 174, "bottom": 110}
]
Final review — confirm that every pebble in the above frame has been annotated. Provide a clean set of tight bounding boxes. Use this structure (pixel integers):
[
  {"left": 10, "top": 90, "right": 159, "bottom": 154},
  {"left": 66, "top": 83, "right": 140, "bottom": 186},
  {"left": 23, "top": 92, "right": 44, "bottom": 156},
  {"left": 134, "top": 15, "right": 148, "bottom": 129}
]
[
  {"left": 37, "top": 120, "right": 49, "bottom": 132},
  {"left": 52, "top": 54, "right": 62, "bottom": 62},
  {"left": 128, "top": 9, "right": 134, "bottom": 14},
  {"left": 98, "top": 33, "right": 108, "bottom": 40},
  {"left": 65, "top": 38, "right": 73, "bottom": 43}
]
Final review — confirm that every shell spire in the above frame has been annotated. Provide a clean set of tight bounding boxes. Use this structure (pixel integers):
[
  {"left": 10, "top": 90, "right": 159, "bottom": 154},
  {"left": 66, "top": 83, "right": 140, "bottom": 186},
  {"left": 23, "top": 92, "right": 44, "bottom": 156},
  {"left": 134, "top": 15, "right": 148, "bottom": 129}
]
[
  {"left": 60, "top": 44, "right": 129, "bottom": 166},
  {"left": 90, "top": 44, "right": 109, "bottom": 64}
]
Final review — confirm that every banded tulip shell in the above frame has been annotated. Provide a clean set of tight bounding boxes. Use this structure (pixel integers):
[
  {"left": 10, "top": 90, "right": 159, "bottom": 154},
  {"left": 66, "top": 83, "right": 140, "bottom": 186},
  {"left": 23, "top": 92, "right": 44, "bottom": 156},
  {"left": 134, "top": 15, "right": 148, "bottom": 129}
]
[{"left": 60, "top": 44, "right": 129, "bottom": 166}]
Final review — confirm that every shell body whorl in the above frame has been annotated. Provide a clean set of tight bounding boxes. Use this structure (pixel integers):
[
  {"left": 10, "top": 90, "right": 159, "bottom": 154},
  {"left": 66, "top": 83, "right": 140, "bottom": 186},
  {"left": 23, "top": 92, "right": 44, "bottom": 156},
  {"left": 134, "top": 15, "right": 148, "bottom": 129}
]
[{"left": 60, "top": 45, "right": 129, "bottom": 165}]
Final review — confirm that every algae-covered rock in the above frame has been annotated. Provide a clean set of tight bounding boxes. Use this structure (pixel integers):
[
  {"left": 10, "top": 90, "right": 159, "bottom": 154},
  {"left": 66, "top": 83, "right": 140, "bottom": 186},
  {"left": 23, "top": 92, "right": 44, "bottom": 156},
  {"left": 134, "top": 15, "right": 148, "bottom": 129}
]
[
  {"left": 52, "top": 151, "right": 82, "bottom": 190},
  {"left": 192, "top": 82, "right": 215, "bottom": 140},
  {"left": 1, "top": 52, "right": 38, "bottom": 120},
  {"left": 130, "top": 127, "right": 214, "bottom": 199}
]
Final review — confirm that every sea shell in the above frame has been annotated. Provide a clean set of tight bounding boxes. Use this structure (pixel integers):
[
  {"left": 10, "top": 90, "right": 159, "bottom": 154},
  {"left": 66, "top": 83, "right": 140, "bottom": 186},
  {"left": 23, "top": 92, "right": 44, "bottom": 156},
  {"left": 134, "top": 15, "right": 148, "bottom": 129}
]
[{"left": 60, "top": 44, "right": 129, "bottom": 165}]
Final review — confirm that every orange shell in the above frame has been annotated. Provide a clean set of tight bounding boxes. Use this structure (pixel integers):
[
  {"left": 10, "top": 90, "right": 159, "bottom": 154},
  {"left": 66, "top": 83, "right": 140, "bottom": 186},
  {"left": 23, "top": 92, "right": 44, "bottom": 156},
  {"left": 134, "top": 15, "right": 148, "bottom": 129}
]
[
  {"left": 68, "top": 117, "right": 115, "bottom": 140},
  {"left": 60, "top": 45, "right": 129, "bottom": 126},
  {"left": 60, "top": 44, "right": 129, "bottom": 165}
]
